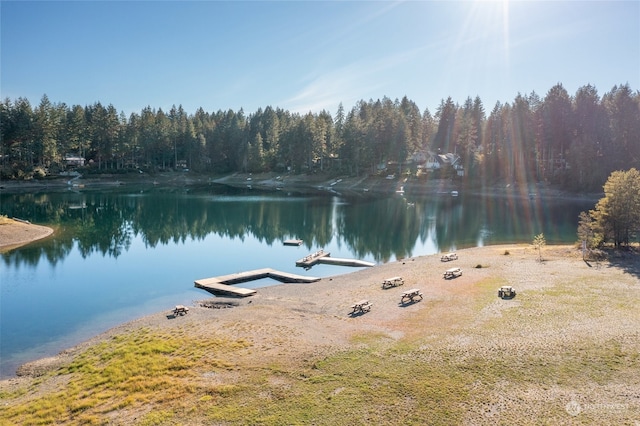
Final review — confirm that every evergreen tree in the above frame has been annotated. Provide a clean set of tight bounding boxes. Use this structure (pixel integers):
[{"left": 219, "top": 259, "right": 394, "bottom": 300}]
[
  {"left": 248, "top": 132, "right": 264, "bottom": 172},
  {"left": 602, "top": 84, "right": 640, "bottom": 172},
  {"left": 433, "top": 97, "right": 457, "bottom": 153},
  {"left": 540, "top": 83, "right": 573, "bottom": 183},
  {"left": 588, "top": 168, "right": 640, "bottom": 248},
  {"left": 570, "top": 85, "right": 608, "bottom": 190},
  {"left": 421, "top": 107, "right": 436, "bottom": 150}
]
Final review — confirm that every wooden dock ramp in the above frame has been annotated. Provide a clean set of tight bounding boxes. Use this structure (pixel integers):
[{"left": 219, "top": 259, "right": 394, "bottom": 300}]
[
  {"left": 317, "top": 257, "right": 375, "bottom": 267},
  {"left": 295, "top": 250, "right": 331, "bottom": 267},
  {"left": 195, "top": 268, "right": 320, "bottom": 297},
  {"left": 296, "top": 250, "right": 374, "bottom": 268}
]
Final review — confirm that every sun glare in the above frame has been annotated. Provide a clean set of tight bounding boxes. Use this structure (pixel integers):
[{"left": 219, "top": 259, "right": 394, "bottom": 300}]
[{"left": 453, "top": 0, "right": 512, "bottom": 79}]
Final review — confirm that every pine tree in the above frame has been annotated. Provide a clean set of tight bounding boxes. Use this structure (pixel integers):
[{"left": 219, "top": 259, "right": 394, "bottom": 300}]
[{"left": 589, "top": 168, "right": 640, "bottom": 248}]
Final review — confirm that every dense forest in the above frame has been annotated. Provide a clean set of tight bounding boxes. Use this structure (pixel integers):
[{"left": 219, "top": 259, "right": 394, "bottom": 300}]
[{"left": 1, "top": 83, "right": 638, "bottom": 191}]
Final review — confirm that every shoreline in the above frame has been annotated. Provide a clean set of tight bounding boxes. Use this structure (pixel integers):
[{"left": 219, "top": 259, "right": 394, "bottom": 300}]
[
  {"left": 7, "top": 243, "right": 530, "bottom": 378},
  {"left": 0, "top": 171, "right": 604, "bottom": 202},
  {"left": 0, "top": 218, "right": 55, "bottom": 251},
  {"left": 2, "top": 243, "right": 639, "bottom": 424},
  {"left": 0, "top": 179, "right": 604, "bottom": 378},
  {"left": 0, "top": 180, "right": 603, "bottom": 378}
]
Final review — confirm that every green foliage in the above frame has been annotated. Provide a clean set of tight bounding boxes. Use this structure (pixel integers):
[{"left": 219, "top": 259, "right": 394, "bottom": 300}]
[
  {"left": 2, "top": 82, "right": 638, "bottom": 187},
  {"left": 587, "top": 168, "right": 640, "bottom": 248},
  {"left": 32, "top": 166, "right": 47, "bottom": 179},
  {"left": 577, "top": 210, "right": 605, "bottom": 249},
  {"left": 533, "top": 233, "right": 546, "bottom": 261}
]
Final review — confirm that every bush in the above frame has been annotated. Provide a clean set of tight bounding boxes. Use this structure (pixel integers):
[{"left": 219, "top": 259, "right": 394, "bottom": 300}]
[{"left": 32, "top": 167, "right": 47, "bottom": 180}]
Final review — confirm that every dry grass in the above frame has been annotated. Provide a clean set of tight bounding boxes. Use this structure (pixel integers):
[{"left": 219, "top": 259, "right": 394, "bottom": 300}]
[{"left": 1, "top": 244, "right": 639, "bottom": 425}]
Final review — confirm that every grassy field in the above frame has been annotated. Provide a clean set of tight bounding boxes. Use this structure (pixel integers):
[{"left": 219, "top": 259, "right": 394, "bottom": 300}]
[{"left": 1, "top": 245, "right": 638, "bottom": 425}]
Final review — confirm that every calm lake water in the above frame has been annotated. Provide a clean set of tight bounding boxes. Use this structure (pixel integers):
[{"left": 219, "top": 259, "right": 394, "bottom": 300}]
[{"left": 0, "top": 183, "right": 594, "bottom": 378}]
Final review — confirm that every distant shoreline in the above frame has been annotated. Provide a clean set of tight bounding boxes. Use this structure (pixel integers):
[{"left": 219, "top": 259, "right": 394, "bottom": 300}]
[{"left": 0, "top": 171, "right": 603, "bottom": 202}]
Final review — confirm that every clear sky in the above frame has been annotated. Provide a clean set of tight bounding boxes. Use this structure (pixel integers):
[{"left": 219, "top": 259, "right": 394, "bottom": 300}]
[{"left": 1, "top": 1, "right": 638, "bottom": 117}]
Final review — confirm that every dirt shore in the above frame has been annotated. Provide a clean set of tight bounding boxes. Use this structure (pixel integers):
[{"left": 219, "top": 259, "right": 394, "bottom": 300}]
[
  {"left": 2, "top": 243, "right": 638, "bottom": 424},
  {"left": 0, "top": 218, "right": 54, "bottom": 251}
]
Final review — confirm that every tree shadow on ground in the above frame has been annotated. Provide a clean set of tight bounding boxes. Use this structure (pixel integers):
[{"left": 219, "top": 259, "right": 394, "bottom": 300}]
[{"left": 595, "top": 247, "right": 640, "bottom": 279}]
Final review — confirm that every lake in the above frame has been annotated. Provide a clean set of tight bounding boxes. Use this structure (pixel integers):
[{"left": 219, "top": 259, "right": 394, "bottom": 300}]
[{"left": 0, "top": 183, "right": 594, "bottom": 378}]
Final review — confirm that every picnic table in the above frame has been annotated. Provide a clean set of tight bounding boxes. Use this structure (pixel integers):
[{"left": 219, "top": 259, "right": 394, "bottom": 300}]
[
  {"left": 350, "top": 299, "right": 373, "bottom": 314},
  {"left": 443, "top": 267, "right": 462, "bottom": 279},
  {"left": 401, "top": 288, "right": 423, "bottom": 304},
  {"left": 382, "top": 276, "right": 404, "bottom": 289},
  {"left": 440, "top": 252, "right": 458, "bottom": 262},
  {"left": 173, "top": 305, "right": 190, "bottom": 316}
]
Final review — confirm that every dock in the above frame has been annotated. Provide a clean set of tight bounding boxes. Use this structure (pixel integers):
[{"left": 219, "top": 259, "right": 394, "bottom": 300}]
[
  {"left": 283, "top": 239, "right": 303, "bottom": 246},
  {"left": 295, "top": 249, "right": 330, "bottom": 267},
  {"left": 316, "top": 257, "right": 375, "bottom": 267},
  {"left": 195, "top": 268, "right": 320, "bottom": 297},
  {"left": 295, "top": 249, "right": 374, "bottom": 268}
]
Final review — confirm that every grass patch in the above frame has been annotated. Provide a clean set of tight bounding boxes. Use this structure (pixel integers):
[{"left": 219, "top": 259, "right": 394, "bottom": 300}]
[
  {"left": 0, "top": 328, "right": 249, "bottom": 425},
  {"left": 203, "top": 346, "right": 470, "bottom": 425},
  {"left": 4, "top": 307, "right": 636, "bottom": 425}
]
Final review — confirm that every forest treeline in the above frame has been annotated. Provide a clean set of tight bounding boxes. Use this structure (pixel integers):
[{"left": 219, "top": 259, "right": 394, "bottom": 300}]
[{"left": 1, "top": 82, "right": 638, "bottom": 191}]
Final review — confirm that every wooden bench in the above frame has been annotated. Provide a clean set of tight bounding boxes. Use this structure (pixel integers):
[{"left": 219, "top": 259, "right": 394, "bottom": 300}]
[
  {"left": 350, "top": 299, "right": 373, "bottom": 314},
  {"left": 401, "top": 289, "right": 423, "bottom": 304},
  {"left": 173, "top": 305, "right": 189, "bottom": 316},
  {"left": 382, "top": 276, "right": 404, "bottom": 289}
]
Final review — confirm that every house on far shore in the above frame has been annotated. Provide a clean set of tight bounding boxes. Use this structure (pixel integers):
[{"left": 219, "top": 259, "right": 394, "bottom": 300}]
[
  {"left": 438, "top": 153, "right": 464, "bottom": 177},
  {"left": 412, "top": 151, "right": 464, "bottom": 177},
  {"left": 64, "top": 155, "right": 85, "bottom": 168}
]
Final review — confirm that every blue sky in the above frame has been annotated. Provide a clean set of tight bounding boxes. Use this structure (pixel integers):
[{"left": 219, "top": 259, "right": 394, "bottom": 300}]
[{"left": 1, "top": 1, "right": 638, "bottom": 117}]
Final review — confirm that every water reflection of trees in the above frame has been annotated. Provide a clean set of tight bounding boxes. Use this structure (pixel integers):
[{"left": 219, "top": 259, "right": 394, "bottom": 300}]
[
  {"left": 1, "top": 187, "right": 343, "bottom": 266},
  {"left": 1, "top": 187, "right": 590, "bottom": 267}
]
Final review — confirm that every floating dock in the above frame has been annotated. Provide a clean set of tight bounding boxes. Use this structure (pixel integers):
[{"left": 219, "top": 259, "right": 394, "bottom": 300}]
[
  {"left": 283, "top": 239, "right": 303, "bottom": 246},
  {"left": 295, "top": 250, "right": 374, "bottom": 268},
  {"left": 317, "top": 257, "right": 375, "bottom": 267},
  {"left": 295, "top": 250, "right": 331, "bottom": 267},
  {"left": 195, "top": 268, "right": 320, "bottom": 297}
]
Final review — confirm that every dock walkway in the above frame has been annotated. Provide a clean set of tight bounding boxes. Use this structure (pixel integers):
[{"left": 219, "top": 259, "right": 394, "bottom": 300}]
[
  {"left": 195, "top": 268, "right": 320, "bottom": 297},
  {"left": 317, "top": 257, "right": 375, "bottom": 267},
  {"left": 295, "top": 249, "right": 330, "bottom": 267},
  {"left": 296, "top": 249, "right": 374, "bottom": 268}
]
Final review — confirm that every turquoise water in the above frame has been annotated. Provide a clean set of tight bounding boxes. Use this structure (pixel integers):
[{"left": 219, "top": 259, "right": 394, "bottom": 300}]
[{"left": 0, "top": 184, "right": 594, "bottom": 377}]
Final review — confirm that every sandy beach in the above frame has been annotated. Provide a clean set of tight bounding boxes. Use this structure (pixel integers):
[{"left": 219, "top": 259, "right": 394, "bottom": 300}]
[
  {"left": 0, "top": 218, "right": 54, "bottom": 251},
  {"left": 1, "top": 237, "right": 638, "bottom": 424}
]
